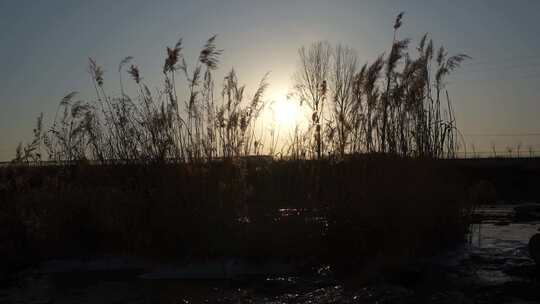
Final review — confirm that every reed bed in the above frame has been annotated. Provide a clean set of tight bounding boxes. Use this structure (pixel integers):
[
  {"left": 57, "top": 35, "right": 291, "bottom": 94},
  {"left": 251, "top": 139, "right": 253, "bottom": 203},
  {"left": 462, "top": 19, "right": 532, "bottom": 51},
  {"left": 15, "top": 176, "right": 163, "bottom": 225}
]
[
  {"left": 2, "top": 14, "right": 474, "bottom": 273},
  {"left": 11, "top": 13, "right": 467, "bottom": 164},
  {"left": 0, "top": 156, "right": 472, "bottom": 268}
]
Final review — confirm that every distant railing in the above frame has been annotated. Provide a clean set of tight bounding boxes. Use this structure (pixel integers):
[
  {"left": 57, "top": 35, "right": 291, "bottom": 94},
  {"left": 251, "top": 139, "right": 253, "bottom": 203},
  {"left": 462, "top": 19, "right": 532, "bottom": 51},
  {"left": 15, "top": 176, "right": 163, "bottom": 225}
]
[
  {"left": 0, "top": 155, "right": 276, "bottom": 167},
  {"left": 3, "top": 154, "right": 540, "bottom": 167},
  {"left": 454, "top": 150, "right": 540, "bottom": 159}
]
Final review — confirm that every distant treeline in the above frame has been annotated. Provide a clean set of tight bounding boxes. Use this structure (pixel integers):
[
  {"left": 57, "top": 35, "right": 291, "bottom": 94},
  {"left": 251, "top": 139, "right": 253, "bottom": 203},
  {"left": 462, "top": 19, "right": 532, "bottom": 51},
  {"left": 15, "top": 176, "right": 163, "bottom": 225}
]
[{"left": 449, "top": 157, "right": 540, "bottom": 203}]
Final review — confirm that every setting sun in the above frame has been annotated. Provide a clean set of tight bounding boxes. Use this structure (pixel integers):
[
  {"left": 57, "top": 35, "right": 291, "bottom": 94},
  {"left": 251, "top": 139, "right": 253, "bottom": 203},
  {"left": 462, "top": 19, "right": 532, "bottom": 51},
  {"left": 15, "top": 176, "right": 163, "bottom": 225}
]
[
  {"left": 264, "top": 88, "right": 308, "bottom": 133},
  {"left": 273, "top": 96, "right": 301, "bottom": 127}
]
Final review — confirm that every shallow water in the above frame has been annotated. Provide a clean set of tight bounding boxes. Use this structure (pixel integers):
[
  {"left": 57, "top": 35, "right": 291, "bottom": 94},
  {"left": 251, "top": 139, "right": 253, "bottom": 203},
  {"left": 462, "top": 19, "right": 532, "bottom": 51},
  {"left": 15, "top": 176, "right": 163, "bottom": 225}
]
[
  {"left": 1, "top": 206, "right": 539, "bottom": 303},
  {"left": 468, "top": 222, "right": 538, "bottom": 284}
]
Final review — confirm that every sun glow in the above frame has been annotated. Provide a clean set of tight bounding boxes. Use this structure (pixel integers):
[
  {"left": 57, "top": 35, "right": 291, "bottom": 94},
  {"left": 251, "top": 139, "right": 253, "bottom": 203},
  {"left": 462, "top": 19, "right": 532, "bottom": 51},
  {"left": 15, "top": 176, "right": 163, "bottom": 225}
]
[
  {"left": 258, "top": 89, "right": 309, "bottom": 153},
  {"left": 272, "top": 96, "right": 302, "bottom": 127}
]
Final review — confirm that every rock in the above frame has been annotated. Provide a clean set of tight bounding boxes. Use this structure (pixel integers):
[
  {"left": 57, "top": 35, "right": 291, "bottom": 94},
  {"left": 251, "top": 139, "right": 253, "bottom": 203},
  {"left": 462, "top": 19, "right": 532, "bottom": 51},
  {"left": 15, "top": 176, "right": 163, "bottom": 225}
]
[{"left": 529, "top": 233, "right": 540, "bottom": 264}]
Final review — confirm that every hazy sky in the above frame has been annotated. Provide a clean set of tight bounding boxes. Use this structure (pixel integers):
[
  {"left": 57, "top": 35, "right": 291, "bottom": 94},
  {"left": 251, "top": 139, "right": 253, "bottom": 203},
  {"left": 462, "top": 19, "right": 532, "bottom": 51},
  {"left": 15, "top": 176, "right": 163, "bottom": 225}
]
[{"left": 1, "top": 0, "right": 540, "bottom": 160}]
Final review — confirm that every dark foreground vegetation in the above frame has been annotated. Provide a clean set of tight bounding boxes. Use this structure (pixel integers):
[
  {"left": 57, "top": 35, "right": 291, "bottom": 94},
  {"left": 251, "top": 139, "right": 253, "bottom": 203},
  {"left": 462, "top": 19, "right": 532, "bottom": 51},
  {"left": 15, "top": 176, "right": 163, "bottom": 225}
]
[{"left": 0, "top": 155, "right": 473, "bottom": 276}]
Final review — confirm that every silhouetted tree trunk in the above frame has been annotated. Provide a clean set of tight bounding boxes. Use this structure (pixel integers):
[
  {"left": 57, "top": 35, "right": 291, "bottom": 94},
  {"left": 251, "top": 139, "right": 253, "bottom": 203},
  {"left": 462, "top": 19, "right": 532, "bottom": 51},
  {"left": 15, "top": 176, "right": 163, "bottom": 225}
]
[
  {"left": 294, "top": 42, "right": 331, "bottom": 159},
  {"left": 330, "top": 45, "right": 358, "bottom": 158}
]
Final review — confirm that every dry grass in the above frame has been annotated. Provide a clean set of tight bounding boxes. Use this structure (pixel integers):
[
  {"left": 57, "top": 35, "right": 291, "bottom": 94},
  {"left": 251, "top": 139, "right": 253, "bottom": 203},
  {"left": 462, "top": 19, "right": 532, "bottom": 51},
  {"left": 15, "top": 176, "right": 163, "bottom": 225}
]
[
  {"left": 2, "top": 14, "right": 475, "bottom": 274},
  {"left": 293, "top": 13, "right": 469, "bottom": 160},
  {"left": 0, "top": 157, "right": 473, "bottom": 271},
  {"left": 11, "top": 13, "right": 468, "bottom": 165}
]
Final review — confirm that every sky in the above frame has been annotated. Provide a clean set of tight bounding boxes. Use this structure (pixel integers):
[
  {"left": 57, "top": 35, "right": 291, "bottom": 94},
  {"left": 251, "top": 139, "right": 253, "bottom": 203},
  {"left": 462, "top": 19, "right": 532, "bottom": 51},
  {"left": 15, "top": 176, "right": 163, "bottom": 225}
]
[{"left": 1, "top": 0, "right": 540, "bottom": 160}]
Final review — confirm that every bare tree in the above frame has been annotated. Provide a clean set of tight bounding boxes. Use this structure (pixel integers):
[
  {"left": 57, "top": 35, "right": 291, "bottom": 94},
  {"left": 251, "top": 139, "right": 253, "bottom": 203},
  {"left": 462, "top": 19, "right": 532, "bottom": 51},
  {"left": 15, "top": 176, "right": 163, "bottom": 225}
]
[
  {"left": 330, "top": 44, "right": 358, "bottom": 157},
  {"left": 294, "top": 41, "right": 331, "bottom": 159}
]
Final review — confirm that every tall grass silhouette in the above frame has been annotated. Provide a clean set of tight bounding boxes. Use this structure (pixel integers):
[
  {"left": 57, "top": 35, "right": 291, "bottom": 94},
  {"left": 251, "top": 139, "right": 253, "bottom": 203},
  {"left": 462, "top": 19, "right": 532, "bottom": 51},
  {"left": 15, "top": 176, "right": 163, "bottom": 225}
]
[
  {"left": 11, "top": 13, "right": 467, "bottom": 164},
  {"left": 2, "top": 14, "right": 476, "bottom": 273},
  {"left": 293, "top": 13, "right": 468, "bottom": 159}
]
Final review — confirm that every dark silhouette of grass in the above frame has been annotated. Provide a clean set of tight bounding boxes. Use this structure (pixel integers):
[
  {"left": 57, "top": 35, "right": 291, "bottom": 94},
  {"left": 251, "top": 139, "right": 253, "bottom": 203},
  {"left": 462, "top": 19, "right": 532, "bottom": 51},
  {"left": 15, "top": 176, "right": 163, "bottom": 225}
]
[
  {"left": 10, "top": 13, "right": 468, "bottom": 165},
  {"left": 0, "top": 156, "right": 475, "bottom": 275},
  {"left": 1, "top": 14, "right": 476, "bottom": 276}
]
